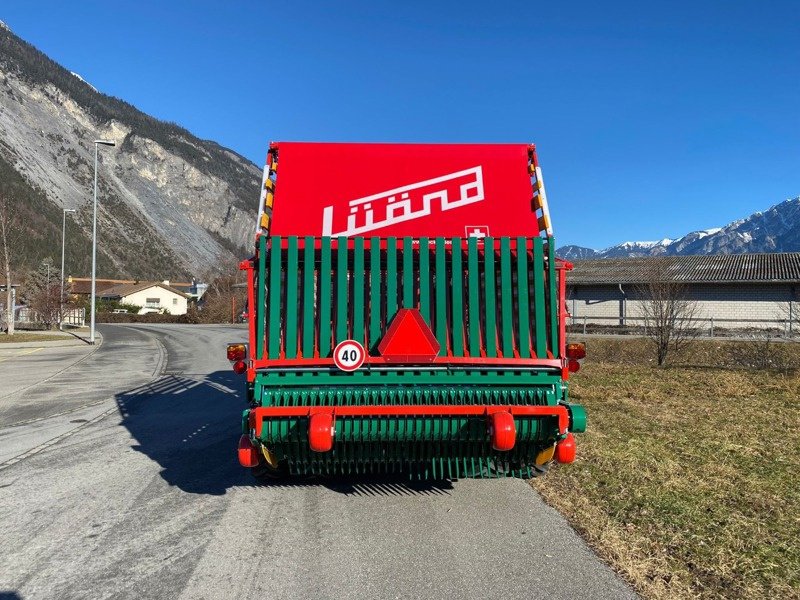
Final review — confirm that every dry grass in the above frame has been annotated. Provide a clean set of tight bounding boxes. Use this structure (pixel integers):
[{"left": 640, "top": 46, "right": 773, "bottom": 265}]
[
  {"left": 532, "top": 339, "right": 800, "bottom": 599},
  {"left": 0, "top": 332, "right": 67, "bottom": 343}
]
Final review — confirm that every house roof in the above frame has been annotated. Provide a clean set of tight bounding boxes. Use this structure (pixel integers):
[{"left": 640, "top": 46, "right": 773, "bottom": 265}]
[
  {"left": 68, "top": 277, "right": 194, "bottom": 296},
  {"left": 569, "top": 253, "right": 800, "bottom": 285},
  {"left": 99, "top": 282, "right": 190, "bottom": 300}
]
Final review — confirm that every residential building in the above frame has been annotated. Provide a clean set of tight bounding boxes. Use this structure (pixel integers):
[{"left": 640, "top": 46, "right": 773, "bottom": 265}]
[
  {"left": 98, "top": 281, "right": 190, "bottom": 315},
  {"left": 567, "top": 253, "right": 800, "bottom": 332}
]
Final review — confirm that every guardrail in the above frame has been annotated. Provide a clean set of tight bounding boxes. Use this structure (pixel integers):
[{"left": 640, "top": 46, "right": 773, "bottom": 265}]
[{"left": 568, "top": 315, "right": 797, "bottom": 338}]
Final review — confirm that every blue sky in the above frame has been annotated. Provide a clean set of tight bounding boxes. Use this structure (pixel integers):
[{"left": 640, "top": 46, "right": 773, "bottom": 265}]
[{"left": 3, "top": 1, "right": 799, "bottom": 249}]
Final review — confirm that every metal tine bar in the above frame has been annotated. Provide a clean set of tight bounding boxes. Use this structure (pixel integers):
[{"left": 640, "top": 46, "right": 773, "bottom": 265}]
[
  {"left": 434, "top": 238, "right": 448, "bottom": 352},
  {"left": 336, "top": 236, "right": 348, "bottom": 342},
  {"left": 302, "top": 236, "right": 315, "bottom": 357},
  {"left": 483, "top": 237, "right": 497, "bottom": 358},
  {"left": 451, "top": 237, "right": 464, "bottom": 356},
  {"left": 499, "top": 238, "right": 514, "bottom": 357},
  {"left": 532, "top": 237, "right": 546, "bottom": 358},
  {"left": 516, "top": 237, "right": 531, "bottom": 359},
  {"left": 403, "top": 237, "right": 414, "bottom": 308},
  {"left": 547, "top": 237, "right": 559, "bottom": 355},
  {"left": 256, "top": 235, "right": 267, "bottom": 359},
  {"left": 268, "top": 235, "right": 283, "bottom": 359},
  {"left": 419, "top": 237, "right": 430, "bottom": 323},
  {"left": 285, "top": 236, "right": 299, "bottom": 358},
  {"left": 369, "top": 237, "right": 381, "bottom": 351},
  {"left": 319, "top": 237, "right": 332, "bottom": 356},
  {"left": 386, "top": 237, "right": 398, "bottom": 323},
  {"left": 353, "top": 237, "right": 365, "bottom": 345},
  {"left": 467, "top": 237, "right": 481, "bottom": 357}
]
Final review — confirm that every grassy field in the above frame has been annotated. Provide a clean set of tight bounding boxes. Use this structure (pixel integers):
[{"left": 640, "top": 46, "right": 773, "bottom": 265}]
[
  {"left": 0, "top": 332, "right": 69, "bottom": 343},
  {"left": 532, "top": 338, "right": 800, "bottom": 600}
]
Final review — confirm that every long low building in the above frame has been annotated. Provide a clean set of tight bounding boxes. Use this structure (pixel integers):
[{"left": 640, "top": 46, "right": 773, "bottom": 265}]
[{"left": 566, "top": 253, "right": 800, "bottom": 332}]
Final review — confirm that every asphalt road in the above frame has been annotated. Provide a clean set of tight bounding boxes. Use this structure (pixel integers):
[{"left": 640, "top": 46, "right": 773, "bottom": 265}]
[{"left": 0, "top": 324, "right": 638, "bottom": 600}]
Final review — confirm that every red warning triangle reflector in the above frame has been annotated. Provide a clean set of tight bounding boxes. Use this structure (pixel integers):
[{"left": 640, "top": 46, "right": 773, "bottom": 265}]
[{"left": 378, "top": 308, "right": 440, "bottom": 363}]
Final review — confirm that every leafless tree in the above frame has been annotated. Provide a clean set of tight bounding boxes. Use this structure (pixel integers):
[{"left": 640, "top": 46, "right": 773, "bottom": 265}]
[
  {"left": 198, "top": 258, "right": 247, "bottom": 323},
  {"left": 635, "top": 259, "right": 701, "bottom": 366},
  {"left": 777, "top": 299, "right": 797, "bottom": 338},
  {"left": 0, "top": 193, "right": 20, "bottom": 335}
]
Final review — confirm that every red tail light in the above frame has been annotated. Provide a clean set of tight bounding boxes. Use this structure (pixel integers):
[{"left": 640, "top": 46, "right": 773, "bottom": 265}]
[
  {"left": 567, "top": 359, "right": 581, "bottom": 373},
  {"left": 232, "top": 360, "right": 247, "bottom": 375},
  {"left": 566, "top": 343, "right": 586, "bottom": 360},
  {"left": 227, "top": 343, "right": 247, "bottom": 361}
]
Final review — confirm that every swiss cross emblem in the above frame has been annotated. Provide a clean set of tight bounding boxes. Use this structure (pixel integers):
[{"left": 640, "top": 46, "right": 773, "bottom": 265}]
[{"left": 466, "top": 226, "right": 490, "bottom": 238}]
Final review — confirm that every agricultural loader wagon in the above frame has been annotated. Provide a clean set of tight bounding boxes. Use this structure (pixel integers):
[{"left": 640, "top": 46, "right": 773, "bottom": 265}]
[{"left": 229, "top": 142, "right": 587, "bottom": 479}]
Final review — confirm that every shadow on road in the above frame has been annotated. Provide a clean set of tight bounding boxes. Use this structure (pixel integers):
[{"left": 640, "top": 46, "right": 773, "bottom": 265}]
[{"left": 115, "top": 371, "right": 454, "bottom": 497}]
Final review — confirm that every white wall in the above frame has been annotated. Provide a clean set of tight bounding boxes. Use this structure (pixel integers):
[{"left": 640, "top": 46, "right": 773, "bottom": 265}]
[{"left": 122, "top": 286, "right": 189, "bottom": 315}]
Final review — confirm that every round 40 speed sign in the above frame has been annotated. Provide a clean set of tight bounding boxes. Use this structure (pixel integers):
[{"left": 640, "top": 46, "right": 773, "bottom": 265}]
[{"left": 333, "top": 339, "right": 366, "bottom": 372}]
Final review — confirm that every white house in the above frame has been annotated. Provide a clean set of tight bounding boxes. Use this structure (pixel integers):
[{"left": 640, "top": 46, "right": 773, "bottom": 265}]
[{"left": 99, "top": 281, "right": 190, "bottom": 315}]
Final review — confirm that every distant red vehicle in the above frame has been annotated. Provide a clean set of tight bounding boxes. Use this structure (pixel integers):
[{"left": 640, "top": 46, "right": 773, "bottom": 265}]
[{"left": 230, "top": 142, "right": 586, "bottom": 479}]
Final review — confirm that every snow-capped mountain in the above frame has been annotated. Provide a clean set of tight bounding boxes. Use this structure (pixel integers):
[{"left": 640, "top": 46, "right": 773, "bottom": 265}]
[{"left": 557, "top": 197, "right": 800, "bottom": 260}]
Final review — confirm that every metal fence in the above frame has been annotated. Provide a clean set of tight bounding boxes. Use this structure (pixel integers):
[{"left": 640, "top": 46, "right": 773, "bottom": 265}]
[
  {"left": 15, "top": 307, "right": 85, "bottom": 328},
  {"left": 568, "top": 315, "right": 797, "bottom": 338}
]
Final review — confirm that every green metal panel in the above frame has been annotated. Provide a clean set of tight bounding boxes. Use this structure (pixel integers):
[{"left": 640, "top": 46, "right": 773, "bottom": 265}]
[
  {"left": 319, "top": 238, "right": 332, "bottom": 356},
  {"left": 532, "top": 237, "right": 546, "bottom": 358},
  {"left": 403, "top": 236, "right": 414, "bottom": 308},
  {"left": 419, "top": 237, "right": 430, "bottom": 323},
  {"left": 450, "top": 237, "right": 464, "bottom": 356},
  {"left": 369, "top": 237, "right": 381, "bottom": 350},
  {"left": 467, "top": 237, "right": 480, "bottom": 356},
  {"left": 285, "top": 236, "right": 299, "bottom": 358},
  {"left": 499, "top": 238, "right": 514, "bottom": 357},
  {"left": 352, "top": 237, "right": 365, "bottom": 343},
  {"left": 256, "top": 235, "right": 267, "bottom": 360},
  {"left": 268, "top": 236, "right": 282, "bottom": 359},
  {"left": 386, "top": 237, "right": 398, "bottom": 321},
  {"left": 547, "top": 237, "right": 559, "bottom": 356},
  {"left": 302, "top": 236, "right": 315, "bottom": 358},
  {"left": 516, "top": 237, "right": 531, "bottom": 359},
  {"left": 483, "top": 237, "right": 497, "bottom": 358},
  {"left": 434, "top": 238, "right": 447, "bottom": 350},
  {"left": 336, "top": 236, "right": 348, "bottom": 342}
]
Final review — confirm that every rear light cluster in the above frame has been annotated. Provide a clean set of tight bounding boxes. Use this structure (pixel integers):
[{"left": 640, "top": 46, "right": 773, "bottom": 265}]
[
  {"left": 226, "top": 343, "right": 248, "bottom": 375},
  {"left": 565, "top": 342, "right": 586, "bottom": 374}
]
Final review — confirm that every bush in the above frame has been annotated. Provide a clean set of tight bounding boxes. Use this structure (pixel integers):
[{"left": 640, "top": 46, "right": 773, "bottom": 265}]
[{"left": 95, "top": 312, "right": 199, "bottom": 324}]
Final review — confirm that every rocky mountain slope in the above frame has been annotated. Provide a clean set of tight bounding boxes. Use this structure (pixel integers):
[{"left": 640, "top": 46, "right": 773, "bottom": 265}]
[
  {"left": 0, "top": 21, "right": 261, "bottom": 279},
  {"left": 558, "top": 196, "right": 800, "bottom": 260}
]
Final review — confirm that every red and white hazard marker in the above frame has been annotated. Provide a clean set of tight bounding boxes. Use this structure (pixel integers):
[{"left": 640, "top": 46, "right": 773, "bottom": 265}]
[{"left": 333, "top": 339, "right": 366, "bottom": 372}]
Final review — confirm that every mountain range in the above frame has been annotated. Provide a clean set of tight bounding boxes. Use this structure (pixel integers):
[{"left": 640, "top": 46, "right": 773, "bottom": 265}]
[
  {"left": 0, "top": 20, "right": 261, "bottom": 280},
  {"left": 557, "top": 196, "right": 800, "bottom": 260}
]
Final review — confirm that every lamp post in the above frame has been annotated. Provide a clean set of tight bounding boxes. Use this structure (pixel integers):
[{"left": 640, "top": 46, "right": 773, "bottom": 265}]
[
  {"left": 90, "top": 139, "right": 116, "bottom": 344},
  {"left": 60, "top": 208, "right": 76, "bottom": 330}
]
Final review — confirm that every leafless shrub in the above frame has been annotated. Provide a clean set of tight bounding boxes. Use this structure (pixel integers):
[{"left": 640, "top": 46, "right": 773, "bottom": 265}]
[
  {"left": 726, "top": 334, "right": 797, "bottom": 372},
  {"left": 635, "top": 260, "right": 701, "bottom": 366}
]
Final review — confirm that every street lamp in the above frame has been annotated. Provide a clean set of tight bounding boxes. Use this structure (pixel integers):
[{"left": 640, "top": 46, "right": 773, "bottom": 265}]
[
  {"left": 60, "top": 207, "right": 76, "bottom": 330},
  {"left": 90, "top": 139, "right": 116, "bottom": 345}
]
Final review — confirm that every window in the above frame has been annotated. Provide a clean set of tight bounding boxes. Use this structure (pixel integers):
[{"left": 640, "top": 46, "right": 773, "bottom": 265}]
[
  {"left": 173, "top": 298, "right": 178, "bottom": 305},
  {"left": 145, "top": 297, "right": 160, "bottom": 309}
]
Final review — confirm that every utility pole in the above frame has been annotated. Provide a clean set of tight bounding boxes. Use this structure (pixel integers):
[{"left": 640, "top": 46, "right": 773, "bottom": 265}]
[
  {"left": 89, "top": 140, "right": 115, "bottom": 344},
  {"left": 60, "top": 208, "right": 76, "bottom": 329}
]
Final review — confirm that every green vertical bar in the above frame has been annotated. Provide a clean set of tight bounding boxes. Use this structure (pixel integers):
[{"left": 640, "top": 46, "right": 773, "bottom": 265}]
[
  {"left": 319, "top": 238, "right": 332, "bottom": 356},
  {"left": 336, "top": 236, "right": 348, "bottom": 342},
  {"left": 499, "top": 238, "right": 514, "bottom": 357},
  {"left": 547, "top": 236, "right": 559, "bottom": 355},
  {"left": 516, "top": 237, "right": 531, "bottom": 358},
  {"left": 353, "top": 237, "right": 365, "bottom": 343},
  {"left": 386, "top": 237, "right": 397, "bottom": 321},
  {"left": 467, "top": 237, "right": 480, "bottom": 357},
  {"left": 268, "top": 236, "right": 282, "bottom": 359},
  {"left": 402, "top": 236, "right": 414, "bottom": 308},
  {"left": 532, "top": 237, "right": 546, "bottom": 358},
  {"left": 451, "top": 237, "right": 464, "bottom": 356},
  {"left": 256, "top": 235, "right": 267, "bottom": 359},
  {"left": 284, "top": 237, "right": 299, "bottom": 358},
  {"left": 483, "top": 237, "right": 497, "bottom": 358},
  {"left": 369, "top": 237, "right": 381, "bottom": 349},
  {"left": 302, "top": 236, "right": 315, "bottom": 358},
  {"left": 418, "top": 237, "right": 430, "bottom": 323},
  {"left": 435, "top": 238, "right": 447, "bottom": 350}
]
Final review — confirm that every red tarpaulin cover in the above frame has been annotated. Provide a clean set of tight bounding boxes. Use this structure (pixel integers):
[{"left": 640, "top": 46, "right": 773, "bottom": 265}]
[{"left": 267, "top": 142, "right": 539, "bottom": 238}]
